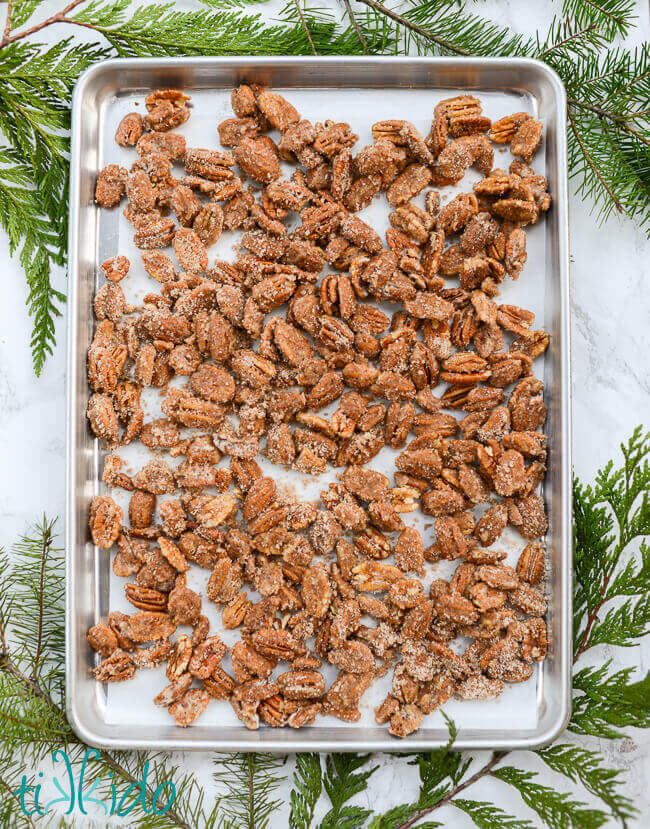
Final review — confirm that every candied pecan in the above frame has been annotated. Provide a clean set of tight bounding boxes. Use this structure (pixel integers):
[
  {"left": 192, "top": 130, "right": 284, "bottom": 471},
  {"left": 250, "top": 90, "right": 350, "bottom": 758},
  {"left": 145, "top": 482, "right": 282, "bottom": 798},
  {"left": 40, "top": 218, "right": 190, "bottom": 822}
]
[
  {"left": 87, "top": 394, "right": 119, "bottom": 444},
  {"left": 233, "top": 136, "right": 280, "bottom": 184},
  {"left": 89, "top": 495, "right": 122, "bottom": 549},
  {"left": 137, "top": 131, "right": 186, "bottom": 160},
  {"left": 511, "top": 118, "right": 543, "bottom": 162},
  {"left": 277, "top": 670, "right": 325, "bottom": 700},
  {"left": 436, "top": 135, "right": 493, "bottom": 182},
  {"left": 207, "top": 558, "right": 243, "bottom": 604},
  {"left": 313, "top": 121, "right": 358, "bottom": 157},
  {"left": 475, "top": 502, "right": 509, "bottom": 547},
  {"left": 88, "top": 624, "right": 118, "bottom": 658},
  {"left": 169, "top": 688, "right": 210, "bottom": 727},
  {"left": 387, "top": 164, "right": 432, "bottom": 206},
  {"left": 116, "top": 112, "right": 143, "bottom": 146},
  {"left": 93, "top": 649, "right": 136, "bottom": 682},
  {"left": 516, "top": 542, "right": 545, "bottom": 585},
  {"left": 133, "top": 216, "right": 175, "bottom": 249},
  {"left": 437, "top": 193, "right": 478, "bottom": 234},
  {"left": 155, "top": 674, "right": 193, "bottom": 707},
  {"left": 300, "top": 562, "right": 332, "bottom": 619},
  {"left": 95, "top": 164, "right": 127, "bottom": 207}
]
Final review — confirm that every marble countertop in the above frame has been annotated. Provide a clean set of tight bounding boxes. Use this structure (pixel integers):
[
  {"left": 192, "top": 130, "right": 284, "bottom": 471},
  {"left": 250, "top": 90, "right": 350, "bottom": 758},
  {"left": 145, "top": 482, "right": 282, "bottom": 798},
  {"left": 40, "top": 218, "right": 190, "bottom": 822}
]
[{"left": 0, "top": 0, "right": 648, "bottom": 822}]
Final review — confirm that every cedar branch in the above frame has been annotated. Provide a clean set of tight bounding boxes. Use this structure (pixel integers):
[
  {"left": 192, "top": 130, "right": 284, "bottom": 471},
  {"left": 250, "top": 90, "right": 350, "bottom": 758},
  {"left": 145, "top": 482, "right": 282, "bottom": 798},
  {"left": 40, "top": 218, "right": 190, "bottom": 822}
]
[
  {"left": 0, "top": 0, "right": 87, "bottom": 47},
  {"left": 2, "top": 0, "right": 13, "bottom": 42},
  {"left": 394, "top": 751, "right": 508, "bottom": 829}
]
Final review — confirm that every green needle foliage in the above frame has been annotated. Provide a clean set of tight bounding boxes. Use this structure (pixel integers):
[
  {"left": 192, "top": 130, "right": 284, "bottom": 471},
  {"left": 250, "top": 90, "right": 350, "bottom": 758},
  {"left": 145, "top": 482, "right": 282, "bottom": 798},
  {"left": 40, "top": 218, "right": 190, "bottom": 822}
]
[
  {"left": 2, "top": 429, "right": 650, "bottom": 825},
  {"left": 0, "top": 0, "right": 648, "bottom": 373},
  {"left": 212, "top": 752, "right": 285, "bottom": 829}
]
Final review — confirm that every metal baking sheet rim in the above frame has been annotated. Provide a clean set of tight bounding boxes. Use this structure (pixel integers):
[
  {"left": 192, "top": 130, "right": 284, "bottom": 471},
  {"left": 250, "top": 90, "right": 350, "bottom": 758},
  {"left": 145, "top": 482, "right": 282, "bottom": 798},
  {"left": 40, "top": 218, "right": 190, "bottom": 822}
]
[{"left": 66, "top": 56, "right": 572, "bottom": 752}]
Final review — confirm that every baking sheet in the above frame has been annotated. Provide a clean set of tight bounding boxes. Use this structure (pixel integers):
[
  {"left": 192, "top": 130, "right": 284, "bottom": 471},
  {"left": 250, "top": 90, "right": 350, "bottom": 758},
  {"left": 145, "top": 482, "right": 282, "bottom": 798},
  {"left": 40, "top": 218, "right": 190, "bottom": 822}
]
[{"left": 67, "top": 58, "right": 571, "bottom": 751}]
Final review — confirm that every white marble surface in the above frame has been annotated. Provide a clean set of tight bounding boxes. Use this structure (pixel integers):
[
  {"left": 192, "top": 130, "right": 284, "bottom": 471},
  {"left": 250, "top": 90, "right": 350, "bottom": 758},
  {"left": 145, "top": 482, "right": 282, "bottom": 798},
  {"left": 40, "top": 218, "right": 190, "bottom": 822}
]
[{"left": 1, "top": 0, "right": 649, "bottom": 823}]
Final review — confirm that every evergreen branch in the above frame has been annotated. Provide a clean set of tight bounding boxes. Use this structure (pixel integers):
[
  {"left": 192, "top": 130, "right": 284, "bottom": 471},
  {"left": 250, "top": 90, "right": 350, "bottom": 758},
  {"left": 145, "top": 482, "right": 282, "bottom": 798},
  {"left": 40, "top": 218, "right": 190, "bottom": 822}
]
[
  {"left": 2, "top": 0, "right": 13, "bottom": 42},
  {"left": 212, "top": 753, "right": 285, "bottom": 829},
  {"left": 561, "top": 0, "right": 635, "bottom": 41},
  {"left": 568, "top": 107, "right": 623, "bottom": 213},
  {"left": 319, "top": 753, "right": 377, "bottom": 829},
  {"left": 391, "top": 752, "right": 506, "bottom": 829},
  {"left": 491, "top": 766, "right": 608, "bottom": 828},
  {"left": 0, "top": 655, "right": 194, "bottom": 827},
  {"left": 0, "top": 522, "right": 206, "bottom": 827},
  {"left": 354, "top": 0, "right": 469, "bottom": 55},
  {"left": 291, "top": 0, "right": 318, "bottom": 55},
  {"left": 289, "top": 753, "right": 322, "bottom": 829},
  {"left": 537, "top": 743, "right": 636, "bottom": 824},
  {"left": 0, "top": 0, "right": 86, "bottom": 47},
  {"left": 570, "top": 663, "right": 650, "bottom": 738},
  {"left": 574, "top": 427, "right": 650, "bottom": 657},
  {"left": 585, "top": 593, "right": 650, "bottom": 648},
  {"left": 453, "top": 798, "right": 534, "bottom": 829},
  {"left": 29, "top": 516, "right": 52, "bottom": 681},
  {"left": 0, "top": 148, "right": 64, "bottom": 375},
  {"left": 341, "top": 0, "right": 369, "bottom": 53}
]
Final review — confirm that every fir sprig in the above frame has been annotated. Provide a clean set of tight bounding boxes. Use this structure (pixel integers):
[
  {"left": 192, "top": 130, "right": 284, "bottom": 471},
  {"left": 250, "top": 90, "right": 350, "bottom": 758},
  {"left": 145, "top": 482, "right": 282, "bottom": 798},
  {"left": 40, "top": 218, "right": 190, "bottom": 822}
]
[{"left": 212, "top": 752, "right": 285, "bottom": 829}]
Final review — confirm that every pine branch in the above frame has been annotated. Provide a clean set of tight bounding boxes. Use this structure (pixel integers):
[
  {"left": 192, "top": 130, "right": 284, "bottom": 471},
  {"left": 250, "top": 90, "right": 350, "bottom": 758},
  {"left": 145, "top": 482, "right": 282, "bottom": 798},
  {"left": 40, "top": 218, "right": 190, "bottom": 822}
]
[
  {"left": 340, "top": 0, "right": 369, "bottom": 53},
  {"left": 0, "top": 521, "right": 212, "bottom": 827},
  {"left": 212, "top": 753, "right": 285, "bottom": 829},
  {"left": 561, "top": 0, "right": 635, "bottom": 41},
  {"left": 354, "top": 0, "right": 470, "bottom": 55}
]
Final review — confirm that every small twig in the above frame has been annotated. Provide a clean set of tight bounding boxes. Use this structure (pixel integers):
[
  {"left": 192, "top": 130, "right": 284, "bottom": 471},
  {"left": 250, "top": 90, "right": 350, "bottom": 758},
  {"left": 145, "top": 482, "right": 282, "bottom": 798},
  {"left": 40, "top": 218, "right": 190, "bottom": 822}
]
[
  {"left": 568, "top": 108, "right": 624, "bottom": 215},
  {"left": 0, "top": 772, "right": 36, "bottom": 828},
  {"left": 537, "top": 23, "right": 598, "bottom": 59},
  {"left": 2, "top": 0, "right": 13, "bottom": 44},
  {"left": 31, "top": 524, "right": 54, "bottom": 681},
  {"left": 292, "top": 0, "right": 318, "bottom": 56},
  {"left": 355, "top": 0, "right": 470, "bottom": 55},
  {"left": 580, "top": 0, "right": 627, "bottom": 28},
  {"left": 568, "top": 96, "right": 650, "bottom": 149},
  {"left": 394, "top": 752, "right": 508, "bottom": 829},
  {"left": 0, "top": 0, "right": 86, "bottom": 48},
  {"left": 247, "top": 755, "right": 255, "bottom": 829},
  {"left": 342, "top": 0, "right": 369, "bottom": 54}
]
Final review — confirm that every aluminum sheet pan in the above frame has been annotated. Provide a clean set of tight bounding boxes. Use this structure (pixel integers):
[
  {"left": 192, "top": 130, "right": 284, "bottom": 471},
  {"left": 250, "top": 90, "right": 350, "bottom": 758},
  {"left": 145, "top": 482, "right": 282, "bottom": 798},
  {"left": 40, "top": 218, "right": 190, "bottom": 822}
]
[{"left": 66, "top": 57, "right": 571, "bottom": 751}]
